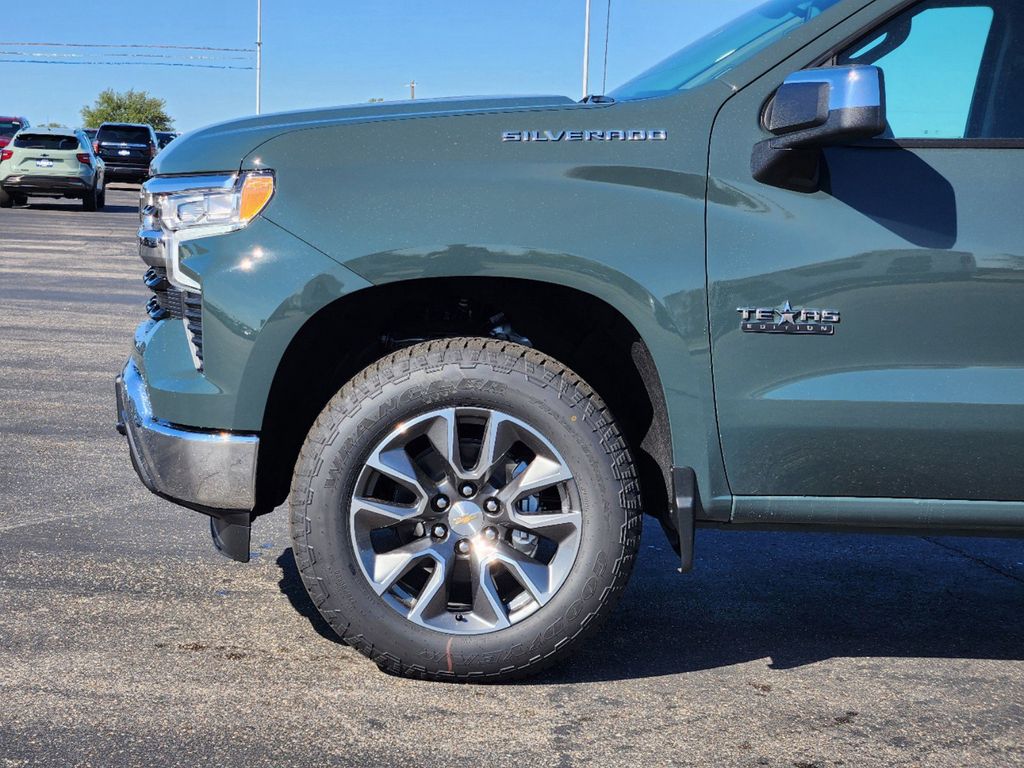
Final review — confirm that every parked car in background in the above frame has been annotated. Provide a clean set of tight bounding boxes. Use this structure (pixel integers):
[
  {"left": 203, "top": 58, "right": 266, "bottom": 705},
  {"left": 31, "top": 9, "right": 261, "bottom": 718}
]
[
  {"left": 156, "top": 131, "right": 178, "bottom": 149},
  {"left": 94, "top": 122, "right": 157, "bottom": 183},
  {"left": 0, "top": 116, "right": 30, "bottom": 149},
  {"left": 0, "top": 127, "right": 105, "bottom": 210}
]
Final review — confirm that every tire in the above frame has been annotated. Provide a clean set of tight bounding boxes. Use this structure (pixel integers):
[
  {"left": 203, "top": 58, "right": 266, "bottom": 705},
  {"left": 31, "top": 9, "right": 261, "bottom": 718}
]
[
  {"left": 289, "top": 338, "right": 642, "bottom": 682},
  {"left": 0, "top": 188, "right": 12, "bottom": 208},
  {"left": 82, "top": 184, "right": 98, "bottom": 211},
  {"left": 96, "top": 185, "right": 106, "bottom": 211}
]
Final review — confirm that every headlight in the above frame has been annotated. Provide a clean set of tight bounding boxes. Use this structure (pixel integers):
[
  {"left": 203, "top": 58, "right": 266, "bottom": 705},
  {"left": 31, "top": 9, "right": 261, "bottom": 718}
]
[
  {"left": 156, "top": 170, "right": 275, "bottom": 232},
  {"left": 139, "top": 170, "right": 276, "bottom": 294}
]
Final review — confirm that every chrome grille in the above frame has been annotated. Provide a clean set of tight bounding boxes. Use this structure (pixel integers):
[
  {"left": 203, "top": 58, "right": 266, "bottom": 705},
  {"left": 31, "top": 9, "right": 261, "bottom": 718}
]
[
  {"left": 142, "top": 266, "right": 187, "bottom": 318},
  {"left": 138, "top": 178, "right": 206, "bottom": 371},
  {"left": 183, "top": 292, "right": 204, "bottom": 367},
  {"left": 140, "top": 265, "right": 204, "bottom": 370}
]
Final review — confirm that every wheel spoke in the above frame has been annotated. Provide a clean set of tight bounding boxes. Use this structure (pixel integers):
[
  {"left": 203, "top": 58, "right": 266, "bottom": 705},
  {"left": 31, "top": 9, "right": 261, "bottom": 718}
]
[
  {"left": 365, "top": 446, "right": 429, "bottom": 498},
  {"left": 422, "top": 408, "right": 460, "bottom": 474},
  {"left": 407, "top": 553, "right": 454, "bottom": 624},
  {"left": 351, "top": 497, "right": 424, "bottom": 534},
  {"left": 470, "top": 556, "right": 511, "bottom": 629},
  {"left": 367, "top": 537, "right": 436, "bottom": 595},
  {"left": 498, "top": 455, "right": 573, "bottom": 504},
  {"left": 491, "top": 543, "right": 553, "bottom": 606},
  {"left": 466, "top": 412, "right": 516, "bottom": 481},
  {"left": 509, "top": 510, "right": 582, "bottom": 542}
]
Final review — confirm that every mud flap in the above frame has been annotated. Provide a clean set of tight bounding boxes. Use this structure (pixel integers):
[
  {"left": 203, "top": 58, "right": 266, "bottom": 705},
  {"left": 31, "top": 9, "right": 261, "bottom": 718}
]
[
  {"left": 210, "top": 512, "right": 252, "bottom": 563},
  {"left": 672, "top": 467, "right": 697, "bottom": 572}
]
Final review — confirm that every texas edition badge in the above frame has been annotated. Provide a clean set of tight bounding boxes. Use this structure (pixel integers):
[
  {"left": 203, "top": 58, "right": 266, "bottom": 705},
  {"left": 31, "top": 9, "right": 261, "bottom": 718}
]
[{"left": 737, "top": 301, "right": 840, "bottom": 335}]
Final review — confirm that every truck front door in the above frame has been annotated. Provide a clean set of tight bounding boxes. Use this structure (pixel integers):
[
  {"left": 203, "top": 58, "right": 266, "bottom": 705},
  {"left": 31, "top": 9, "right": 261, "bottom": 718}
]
[{"left": 707, "top": 0, "right": 1024, "bottom": 502}]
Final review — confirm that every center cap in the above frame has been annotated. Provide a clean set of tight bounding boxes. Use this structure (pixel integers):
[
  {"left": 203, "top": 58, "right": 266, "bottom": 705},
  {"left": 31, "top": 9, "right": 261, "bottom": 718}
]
[{"left": 448, "top": 500, "right": 484, "bottom": 537}]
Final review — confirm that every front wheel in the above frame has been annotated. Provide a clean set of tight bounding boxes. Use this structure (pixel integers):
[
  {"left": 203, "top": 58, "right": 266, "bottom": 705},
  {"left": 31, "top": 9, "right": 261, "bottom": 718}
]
[{"left": 289, "top": 338, "right": 642, "bottom": 681}]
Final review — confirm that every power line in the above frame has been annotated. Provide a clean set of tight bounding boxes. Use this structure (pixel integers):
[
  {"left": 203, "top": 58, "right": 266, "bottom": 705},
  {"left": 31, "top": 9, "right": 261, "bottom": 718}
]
[
  {"left": 0, "top": 49, "right": 250, "bottom": 61},
  {"left": 0, "top": 40, "right": 253, "bottom": 53},
  {"left": 0, "top": 58, "right": 253, "bottom": 70}
]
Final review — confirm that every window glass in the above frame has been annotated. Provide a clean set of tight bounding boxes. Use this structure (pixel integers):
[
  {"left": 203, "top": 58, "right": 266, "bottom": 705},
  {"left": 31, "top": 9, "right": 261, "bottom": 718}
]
[
  {"left": 839, "top": 4, "right": 994, "bottom": 138},
  {"left": 611, "top": 0, "right": 842, "bottom": 100},
  {"left": 97, "top": 125, "right": 152, "bottom": 145},
  {"left": 0, "top": 120, "right": 23, "bottom": 138},
  {"left": 13, "top": 134, "right": 80, "bottom": 151}
]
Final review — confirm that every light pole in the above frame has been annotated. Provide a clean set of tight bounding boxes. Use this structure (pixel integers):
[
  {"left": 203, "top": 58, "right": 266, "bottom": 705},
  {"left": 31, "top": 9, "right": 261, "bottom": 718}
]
[
  {"left": 256, "top": 0, "right": 263, "bottom": 114},
  {"left": 581, "top": 0, "right": 592, "bottom": 99},
  {"left": 406, "top": 80, "right": 417, "bottom": 100}
]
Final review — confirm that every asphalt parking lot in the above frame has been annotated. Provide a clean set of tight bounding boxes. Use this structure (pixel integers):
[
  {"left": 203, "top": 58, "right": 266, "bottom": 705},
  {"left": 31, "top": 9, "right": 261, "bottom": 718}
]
[{"left": 2, "top": 188, "right": 1024, "bottom": 768}]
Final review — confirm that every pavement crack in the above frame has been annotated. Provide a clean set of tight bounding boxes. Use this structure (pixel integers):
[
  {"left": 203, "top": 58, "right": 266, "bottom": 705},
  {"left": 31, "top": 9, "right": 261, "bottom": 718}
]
[{"left": 922, "top": 536, "right": 1024, "bottom": 585}]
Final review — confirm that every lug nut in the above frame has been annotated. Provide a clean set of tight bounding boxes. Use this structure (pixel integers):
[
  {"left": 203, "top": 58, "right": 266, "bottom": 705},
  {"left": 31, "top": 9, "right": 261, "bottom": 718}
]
[
  {"left": 484, "top": 498, "right": 500, "bottom": 514},
  {"left": 455, "top": 539, "right": 471, "bottom": 554},
  {"left": 431, "top": 523, "right": 448, "bottom": 539},
  {"left": 483, "top": 527, "right": 498, "bottom": 542},
  {"left": 433, "top": 495, "right": 450, "bottom": 511},
  {"left": 459, "top": 482, "right": 476, "bottom": 498}
]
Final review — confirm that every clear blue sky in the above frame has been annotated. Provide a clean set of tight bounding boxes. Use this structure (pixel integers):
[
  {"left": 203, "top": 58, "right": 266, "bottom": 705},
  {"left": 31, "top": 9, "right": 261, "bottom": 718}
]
[{"left": 1, "top": 1, "right": 758, "bottom": 132}]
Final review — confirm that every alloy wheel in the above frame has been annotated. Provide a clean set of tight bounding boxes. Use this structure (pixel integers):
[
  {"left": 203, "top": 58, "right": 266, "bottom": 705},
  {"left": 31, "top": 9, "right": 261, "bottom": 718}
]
[{"left": 349, "top": 407, "right": 583, "bottom": 634}]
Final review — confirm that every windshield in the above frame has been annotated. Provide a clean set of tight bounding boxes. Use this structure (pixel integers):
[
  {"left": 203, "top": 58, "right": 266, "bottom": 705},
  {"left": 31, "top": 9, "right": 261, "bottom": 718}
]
[{"left": 610, "top": 0, "right": 843, "bottom": 100}]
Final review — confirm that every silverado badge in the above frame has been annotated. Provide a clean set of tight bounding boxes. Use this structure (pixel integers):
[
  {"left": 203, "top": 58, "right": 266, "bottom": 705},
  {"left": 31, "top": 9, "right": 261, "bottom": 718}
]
[
  {"left": 737, "top": 302, "right": 840, "bottom": 335},
  {"left": 502, "top": 129, "right": 667, "bottom": 142}
]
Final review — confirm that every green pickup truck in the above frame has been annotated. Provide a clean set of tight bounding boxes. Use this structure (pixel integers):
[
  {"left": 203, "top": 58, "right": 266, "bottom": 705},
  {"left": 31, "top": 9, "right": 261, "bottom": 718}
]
[{"left": 115, "top": 0, "right": 1024, "bottom": 681}]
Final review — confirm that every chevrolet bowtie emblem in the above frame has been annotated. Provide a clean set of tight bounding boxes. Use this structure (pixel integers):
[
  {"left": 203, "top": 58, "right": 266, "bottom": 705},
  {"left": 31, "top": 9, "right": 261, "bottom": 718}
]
[{"left": 452, "top": 512, "right": 479, "bottom": 526}]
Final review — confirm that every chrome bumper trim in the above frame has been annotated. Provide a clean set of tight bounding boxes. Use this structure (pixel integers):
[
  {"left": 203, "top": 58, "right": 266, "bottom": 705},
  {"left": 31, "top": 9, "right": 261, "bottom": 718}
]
[
  {"left": 138, "top": 227, "right": 165, "bottom": 267},
  {"left": 115, "top": 359, "right": 258, "bottom": 511}
]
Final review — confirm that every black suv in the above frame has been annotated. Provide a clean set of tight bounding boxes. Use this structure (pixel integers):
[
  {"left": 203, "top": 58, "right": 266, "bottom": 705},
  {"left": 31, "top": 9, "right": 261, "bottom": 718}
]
[{"left": 94, "top": 123, "right": 158, "bottom": 183}]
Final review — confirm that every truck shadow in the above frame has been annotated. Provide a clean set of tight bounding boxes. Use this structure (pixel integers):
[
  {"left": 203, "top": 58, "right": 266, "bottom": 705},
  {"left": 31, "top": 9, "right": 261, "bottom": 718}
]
[{"left": 276, "top": 529, "right": 1024, "bottom": 683}]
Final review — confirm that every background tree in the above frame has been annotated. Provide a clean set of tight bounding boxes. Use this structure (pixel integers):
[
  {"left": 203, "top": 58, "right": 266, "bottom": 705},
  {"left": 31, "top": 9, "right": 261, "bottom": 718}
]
[{"left": 81, "top": 90, "right": 173, "bottom": 130}]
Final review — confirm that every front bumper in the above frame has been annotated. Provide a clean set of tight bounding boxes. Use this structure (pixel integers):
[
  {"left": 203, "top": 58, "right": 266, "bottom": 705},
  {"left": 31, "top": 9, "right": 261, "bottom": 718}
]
[{"left": 115, "top": 358, "right": 259, "bottom": 511}]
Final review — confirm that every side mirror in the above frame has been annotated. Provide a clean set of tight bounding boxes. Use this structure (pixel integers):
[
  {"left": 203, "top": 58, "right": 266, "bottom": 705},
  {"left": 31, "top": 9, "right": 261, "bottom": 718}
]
[{"left": 751, "top": 65, "right": 886, "bottom": 191}]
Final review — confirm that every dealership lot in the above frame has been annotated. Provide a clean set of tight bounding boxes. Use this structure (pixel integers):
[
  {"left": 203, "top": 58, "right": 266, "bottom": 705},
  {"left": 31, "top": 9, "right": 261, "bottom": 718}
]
[{"left": 2, "top": 191, "right": 1024, "bottom": 767}]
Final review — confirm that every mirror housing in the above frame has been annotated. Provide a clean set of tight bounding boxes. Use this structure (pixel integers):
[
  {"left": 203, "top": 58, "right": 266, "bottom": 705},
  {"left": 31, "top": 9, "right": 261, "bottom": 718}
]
[{"left": 752, "top": 65, "right": 886, "bottom": 191}]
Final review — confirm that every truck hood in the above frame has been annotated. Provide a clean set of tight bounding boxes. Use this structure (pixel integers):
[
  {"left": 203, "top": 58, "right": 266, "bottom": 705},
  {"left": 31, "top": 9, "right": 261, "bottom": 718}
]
[{"left": 152, "top": 95, "right": 576, "bottom": 176}]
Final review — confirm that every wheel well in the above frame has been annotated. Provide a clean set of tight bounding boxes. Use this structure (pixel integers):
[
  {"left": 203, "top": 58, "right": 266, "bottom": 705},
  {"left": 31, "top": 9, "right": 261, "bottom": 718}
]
[{"left": 255, "top": 277, "right": 673, "bottom": 528}]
